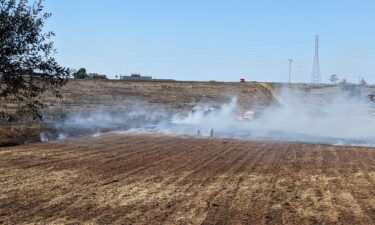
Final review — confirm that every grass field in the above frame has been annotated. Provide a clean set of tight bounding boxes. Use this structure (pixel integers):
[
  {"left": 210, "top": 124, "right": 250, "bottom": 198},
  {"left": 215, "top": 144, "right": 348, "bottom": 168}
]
[
  {"left": 39, "top": 80, "right": 281, "bottom": 116},
  {"left": 1, "top": 132, "right": 375, "bottom": 224}
]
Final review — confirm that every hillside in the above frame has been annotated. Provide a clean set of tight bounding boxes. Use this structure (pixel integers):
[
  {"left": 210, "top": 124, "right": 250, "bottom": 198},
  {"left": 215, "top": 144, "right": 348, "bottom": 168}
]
[
  {"left": 2, "top": 80, "right": 374, "bottom": 146},
  {"left": 41, "top": 80, "right": 281, "bottom": 117},
  {"left": 4, "top": 79, "right": 372, "bottom": 118}
]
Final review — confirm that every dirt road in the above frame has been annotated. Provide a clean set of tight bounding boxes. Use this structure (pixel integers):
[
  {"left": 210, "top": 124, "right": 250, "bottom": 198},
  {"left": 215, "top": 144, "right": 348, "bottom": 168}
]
[{"left": 1, "top": 132, "right": 375, "bottom": 224}]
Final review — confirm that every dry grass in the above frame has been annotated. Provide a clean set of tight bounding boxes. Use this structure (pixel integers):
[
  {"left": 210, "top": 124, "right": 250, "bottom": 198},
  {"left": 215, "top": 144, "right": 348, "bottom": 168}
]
[
  {"left": 0, "top": 124, "right": 41, "bottom": 147},
  {"left": 41, "top": 80, "right": 280, "bottom": 116}
]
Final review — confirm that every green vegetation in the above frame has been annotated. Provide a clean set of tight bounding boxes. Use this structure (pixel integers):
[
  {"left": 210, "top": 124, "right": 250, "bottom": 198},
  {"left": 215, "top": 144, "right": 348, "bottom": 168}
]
[
  {"left": 0, "top": 0, "right": 70, "bottom": 121},
  {"left": 74, "top": 68, "right": 88, "bottom": 79}
]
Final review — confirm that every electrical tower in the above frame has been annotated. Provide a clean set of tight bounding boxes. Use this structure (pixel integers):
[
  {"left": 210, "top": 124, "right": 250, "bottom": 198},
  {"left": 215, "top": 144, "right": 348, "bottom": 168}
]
[{"left": 311, "top": 35, "right": 321, "bottom": 83}]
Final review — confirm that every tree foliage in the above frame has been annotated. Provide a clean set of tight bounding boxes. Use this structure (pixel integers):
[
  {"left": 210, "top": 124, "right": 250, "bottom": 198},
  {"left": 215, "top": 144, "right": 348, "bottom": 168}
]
[
  {"left": 329, "top": 74, "right": 339, "bottom": 85},
  {"left": 359, "top": 78, "right": 367, "bottom": 86},
  {"left": 339, "top": 79, "right": 348, "bottom": 85},
  {"left": 0, "top": 0, "right": 70, "bottom": 121},
  {"left": 73, "top": 68, "right": 87, "bottom": 79}
]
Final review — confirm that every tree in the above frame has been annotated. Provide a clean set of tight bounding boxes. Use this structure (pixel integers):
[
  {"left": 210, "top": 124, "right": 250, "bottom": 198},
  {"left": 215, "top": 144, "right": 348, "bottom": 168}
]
[
  {"left": 329, "top": 74, "right": 339, "bottom": 85},
  {"left": 0, "top": 0, "right": 70, "bottom": 121},
  {"left": 339, "top": 79, "right": 348, "bottom": 86},
  {"left": 359, "top": 78, "right": 367, "bottom": 86},
  {"left": 74, "top": 68, "right": 87, "bottom": 79}
]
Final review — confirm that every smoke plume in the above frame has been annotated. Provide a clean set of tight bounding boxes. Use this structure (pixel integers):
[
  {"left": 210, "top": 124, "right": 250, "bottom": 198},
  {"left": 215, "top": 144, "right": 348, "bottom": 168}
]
[{"left": 42, "top": 89, "right": 375, "bottom": 147}]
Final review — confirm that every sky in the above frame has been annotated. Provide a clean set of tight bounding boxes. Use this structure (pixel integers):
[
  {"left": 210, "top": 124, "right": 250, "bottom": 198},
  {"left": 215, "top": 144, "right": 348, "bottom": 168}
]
[{"left": 43, "top": 0, "right": 375, "bottom": 83}]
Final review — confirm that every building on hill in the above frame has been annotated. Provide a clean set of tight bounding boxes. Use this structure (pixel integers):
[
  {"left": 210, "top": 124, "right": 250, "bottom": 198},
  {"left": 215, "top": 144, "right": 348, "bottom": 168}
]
[
  {"left": 88, "top": 73, "right": 107, "bottom": 79},
  {"left": 120, "top": 74, "right": 152, "bottom": 81}
]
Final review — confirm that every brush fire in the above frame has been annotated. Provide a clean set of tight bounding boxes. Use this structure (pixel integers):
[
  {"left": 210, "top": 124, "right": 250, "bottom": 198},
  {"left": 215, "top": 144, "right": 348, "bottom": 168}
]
[{"left": 2, "top": 82, "right": 375, "bottom": 225}]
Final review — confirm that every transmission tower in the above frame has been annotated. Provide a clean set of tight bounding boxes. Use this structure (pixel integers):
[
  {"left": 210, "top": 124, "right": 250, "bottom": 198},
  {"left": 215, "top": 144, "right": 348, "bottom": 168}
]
[{"left": 311, "top": 35, "right": 321, "bottom": 83}]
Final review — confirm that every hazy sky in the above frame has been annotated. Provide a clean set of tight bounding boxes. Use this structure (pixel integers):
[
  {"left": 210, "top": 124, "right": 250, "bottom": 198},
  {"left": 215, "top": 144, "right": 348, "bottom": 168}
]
[{"left": 44, "top": 0, "right": 375, "bottom": 83}]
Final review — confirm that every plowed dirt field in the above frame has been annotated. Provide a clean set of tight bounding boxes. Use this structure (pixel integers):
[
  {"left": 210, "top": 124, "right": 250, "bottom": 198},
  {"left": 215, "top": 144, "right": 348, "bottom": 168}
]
[{"left": 1, "top": 132, "right": 375, "bottom": 224}]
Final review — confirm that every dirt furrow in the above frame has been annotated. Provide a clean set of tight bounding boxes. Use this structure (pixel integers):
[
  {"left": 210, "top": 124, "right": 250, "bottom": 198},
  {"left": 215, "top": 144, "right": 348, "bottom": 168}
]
[{"left": 1, "top": 133, "right": 375, "bottom": 224}]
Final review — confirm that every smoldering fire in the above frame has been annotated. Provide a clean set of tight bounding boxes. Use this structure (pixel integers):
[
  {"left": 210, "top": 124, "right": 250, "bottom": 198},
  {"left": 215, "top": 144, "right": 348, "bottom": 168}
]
[{"left": 41, "top": 89, "right": 375, "bottom": 147}]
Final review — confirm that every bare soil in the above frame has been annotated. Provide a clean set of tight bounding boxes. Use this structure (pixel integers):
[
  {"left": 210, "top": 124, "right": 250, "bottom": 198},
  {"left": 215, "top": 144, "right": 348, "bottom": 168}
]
[{"left": 1, "top": 132, "right": 375, "bottom": 224}]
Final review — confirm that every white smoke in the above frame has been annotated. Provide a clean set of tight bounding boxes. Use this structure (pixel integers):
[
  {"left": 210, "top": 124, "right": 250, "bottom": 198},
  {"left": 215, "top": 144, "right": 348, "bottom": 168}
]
[
  {"left": 163, "top": 89, "right": 375, "bottom": 147},
  {"left": 40, "top": 132, "right": 49, "bottom": 142},
  {"left": 41, "top": 88, "right": 375, "bottom": 147},
  {"left": 41, "top": 105, "right": 170, "bottom": 141}
]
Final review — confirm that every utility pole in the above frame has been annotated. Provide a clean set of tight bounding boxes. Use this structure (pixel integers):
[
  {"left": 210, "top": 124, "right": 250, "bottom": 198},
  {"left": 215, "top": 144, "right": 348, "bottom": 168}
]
[
  {"left": 288, "top": 59, "right": 293, "bottom": 85},
  {"left": 311, "top": 35, "right": 321, "bottom": 84}
]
